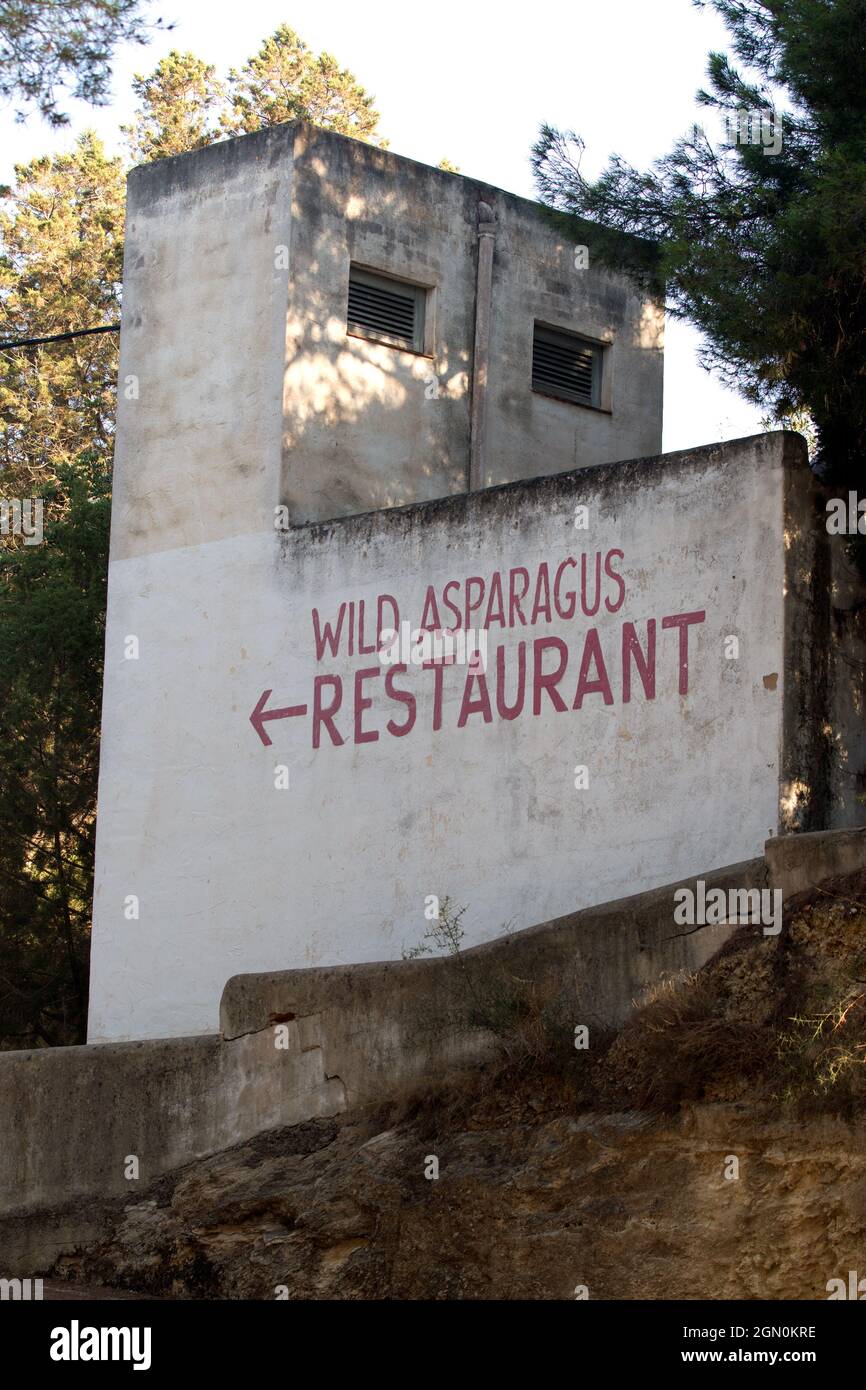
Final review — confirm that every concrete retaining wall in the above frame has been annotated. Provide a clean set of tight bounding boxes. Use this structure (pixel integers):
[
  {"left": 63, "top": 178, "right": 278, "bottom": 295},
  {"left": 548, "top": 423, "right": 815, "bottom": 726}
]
[
  {"left": 218, "top": 856, "right": 767, "bottom": 1105},
  {"left": 3, "top": 827, "right": 865, "bottom": 1251},
  {"left": 0, "top": 1029, "right": 343, "bottom": 1217},
  {"left": 765, "top": 826, "right": 866, "bottom": 899}
]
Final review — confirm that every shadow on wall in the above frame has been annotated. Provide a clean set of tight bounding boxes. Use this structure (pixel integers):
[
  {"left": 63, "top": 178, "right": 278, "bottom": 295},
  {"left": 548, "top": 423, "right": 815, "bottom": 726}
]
[
  {"left": 276, "top": 128, "right": 648, "bottom": 525},
  {"left": 280, "top": 139, "right": 476, "bottom": 524}
]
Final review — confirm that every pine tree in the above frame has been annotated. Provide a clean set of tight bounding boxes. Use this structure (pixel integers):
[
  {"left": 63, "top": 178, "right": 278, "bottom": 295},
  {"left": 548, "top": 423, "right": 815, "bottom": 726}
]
[
  {"left": 0, "top": 454, "right": 109, "bottom": 1047},
  {"left": 0, "top": 132, "right": 124, "bottom": 500},
  {"left": 223, "top": 24, "right": 381, "bottom": 142},
  {"left": 122, "top": 51, "right": 226, "bottom": 164},
  {"left": 122, "top": 27, "right": 383, "bottom": 165},
  {"left": 532, "top": 0, "right": 866, "bottom": 486},
  {"left": 0, "top": 0, "right": 162, "bottom": 125}
]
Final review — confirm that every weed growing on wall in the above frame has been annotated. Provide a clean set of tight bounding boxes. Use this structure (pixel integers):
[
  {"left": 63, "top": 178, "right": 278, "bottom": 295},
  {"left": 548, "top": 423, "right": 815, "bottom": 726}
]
[{"left": 402, "top": 897, "right": 604, "bottom": 1081}]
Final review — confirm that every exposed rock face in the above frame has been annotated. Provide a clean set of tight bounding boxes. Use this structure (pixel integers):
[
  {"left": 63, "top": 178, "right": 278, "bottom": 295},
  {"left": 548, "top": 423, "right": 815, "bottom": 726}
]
[
  {"left": 50, "top": 1104, "right": 866, "bottom": 1301},
  {"left": 44, "top": 869, "right": 866, "bottom": 1300}
]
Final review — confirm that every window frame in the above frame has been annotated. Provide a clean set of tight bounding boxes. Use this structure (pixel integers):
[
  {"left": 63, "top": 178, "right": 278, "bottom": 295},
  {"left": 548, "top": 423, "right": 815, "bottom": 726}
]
[
  {"left": 531, "top": 321, "right": 609, "bottom": 412},
  {"left": 346, "top": 264, "right": 430, "bottom": 356}
]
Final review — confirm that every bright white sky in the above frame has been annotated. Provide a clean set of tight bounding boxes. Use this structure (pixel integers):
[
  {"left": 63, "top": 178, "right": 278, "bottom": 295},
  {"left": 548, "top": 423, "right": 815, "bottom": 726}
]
[{"left": 0, "top": 0, "right": 766, "bottom": 452}]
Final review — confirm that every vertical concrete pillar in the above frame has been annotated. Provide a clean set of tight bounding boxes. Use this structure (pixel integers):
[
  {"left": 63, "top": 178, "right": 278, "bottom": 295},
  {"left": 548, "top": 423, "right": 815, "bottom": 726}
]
[{"left": 469, "top": 201, "right": 497, "bottom": 491}]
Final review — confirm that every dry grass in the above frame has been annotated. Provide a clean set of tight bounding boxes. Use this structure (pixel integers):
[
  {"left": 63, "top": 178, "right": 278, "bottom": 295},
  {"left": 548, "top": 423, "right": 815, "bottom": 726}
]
[
  {"left": 595, "top": 869, "right": 866, "bottom": 1116},
  {"left": 388, "top": 870, "right": 866, "bottom": 1127}
]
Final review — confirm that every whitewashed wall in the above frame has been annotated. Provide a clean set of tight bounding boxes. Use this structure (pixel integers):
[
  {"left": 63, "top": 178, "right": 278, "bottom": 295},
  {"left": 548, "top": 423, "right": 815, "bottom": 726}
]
[{"left": 88, "top": 433, "right": 821, "bottom": 1041}]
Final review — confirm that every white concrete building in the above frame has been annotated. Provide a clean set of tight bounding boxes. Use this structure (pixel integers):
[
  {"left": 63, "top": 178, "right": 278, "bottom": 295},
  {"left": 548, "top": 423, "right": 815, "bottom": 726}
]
[{"left": 89, "top": 124, "right": 847, "bottom": 1044}]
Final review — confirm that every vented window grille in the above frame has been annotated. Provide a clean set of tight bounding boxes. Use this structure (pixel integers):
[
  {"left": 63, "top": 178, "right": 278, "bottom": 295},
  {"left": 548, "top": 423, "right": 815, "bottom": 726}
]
[
  {"left": 532, "top": 324, "right": 604, "bottom": 408},
  {"left": 347, "top": 267, "right": 426, "bottom": 352}
]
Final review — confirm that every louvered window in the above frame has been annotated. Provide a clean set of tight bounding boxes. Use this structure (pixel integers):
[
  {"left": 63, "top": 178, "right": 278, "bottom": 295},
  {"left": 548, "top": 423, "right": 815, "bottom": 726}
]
[
  {"left": 347, "top": 267, "right": 426, "bottom": 352},
  {"left": 532, "top": 324, "right": 604, "bottom": 408}
]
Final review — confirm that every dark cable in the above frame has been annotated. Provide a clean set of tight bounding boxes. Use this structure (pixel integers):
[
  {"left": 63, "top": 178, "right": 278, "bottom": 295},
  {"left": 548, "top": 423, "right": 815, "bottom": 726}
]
[{"left": 0, "top": 324, "right": 120, "bottom": 350}]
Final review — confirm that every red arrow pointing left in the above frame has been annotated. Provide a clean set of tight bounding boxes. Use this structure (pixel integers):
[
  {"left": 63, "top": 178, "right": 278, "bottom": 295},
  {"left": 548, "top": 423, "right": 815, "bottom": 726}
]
[{"left": 250, "top": 689, "right": 308, "bottom": 747}]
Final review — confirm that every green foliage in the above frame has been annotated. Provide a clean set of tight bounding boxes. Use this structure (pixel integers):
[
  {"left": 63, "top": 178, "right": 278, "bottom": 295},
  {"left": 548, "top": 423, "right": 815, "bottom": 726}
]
[
  {"left": 122, "top": 25, "right": 383, "bottom": 162},
  {"left": 0, "top": 132, "right": 125, "bottom": 500},
  {"left": 122, "top": 50, "right": 225, "bottom": 163},
  {"left": 0, "top": 454, "right": 110, "bottom": 1046},
  {"left": 402, "top": 896, "right": 467, "bottom": 959},
  {"left": 402, "top": 900, "right": 590, "bottom": 1075},
  {"left": 532, "top": 0, "right": 866, "bottom": 484},
  {"left": 0, "top": 0, "right": 162, "bottom": 126},
  {"left": 775, "top": 987, "right": 866, "bottom": 1102},
  {"left": 223, "top": 23, "right": 381, "bottom": 142}
]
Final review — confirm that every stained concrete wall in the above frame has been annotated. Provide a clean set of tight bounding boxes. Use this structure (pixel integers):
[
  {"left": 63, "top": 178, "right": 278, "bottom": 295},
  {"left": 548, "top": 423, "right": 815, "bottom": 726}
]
[
  {"left": 112, "top": 121, "right": 662, "bottom": 554},
  {"left": 112, "top": 129, "right": 293, "bottom": 561},
  {"left": 0, "top": 1028, "right": 344, "bottom": 1219},
  {"left": 282, "top": 124, "right": 663, "bottom": 520},
  {"left": 89, "top": 430, "right": 838, "bottom": 1043}
]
